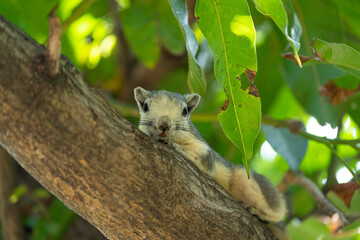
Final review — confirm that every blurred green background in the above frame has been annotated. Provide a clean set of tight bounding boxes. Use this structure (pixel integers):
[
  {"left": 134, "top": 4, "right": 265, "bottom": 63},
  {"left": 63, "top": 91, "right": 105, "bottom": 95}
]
[{"left": 0, "top": 0, "right": 359, "bottom": 239}]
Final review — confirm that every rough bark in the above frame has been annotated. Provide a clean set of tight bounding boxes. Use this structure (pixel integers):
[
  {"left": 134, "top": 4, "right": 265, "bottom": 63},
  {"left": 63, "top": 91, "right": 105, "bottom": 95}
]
[{"left": 0, "top": 15, "right": 276, "bottom": 240}]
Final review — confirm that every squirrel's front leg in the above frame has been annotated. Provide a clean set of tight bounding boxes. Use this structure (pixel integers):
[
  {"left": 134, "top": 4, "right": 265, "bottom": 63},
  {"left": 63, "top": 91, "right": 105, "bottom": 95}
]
[{"left": 169, "top": 141, "right": 213, "bottom": 175}]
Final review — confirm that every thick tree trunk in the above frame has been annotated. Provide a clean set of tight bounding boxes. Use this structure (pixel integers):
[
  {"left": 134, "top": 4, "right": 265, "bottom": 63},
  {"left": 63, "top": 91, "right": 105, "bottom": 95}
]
[{"left": 0, "top": 15, "right": 276, "bottom": 240}]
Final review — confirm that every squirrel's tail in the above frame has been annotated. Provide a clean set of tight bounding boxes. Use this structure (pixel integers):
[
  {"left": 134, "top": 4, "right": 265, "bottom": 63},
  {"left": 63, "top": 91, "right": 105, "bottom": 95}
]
[{"left": 228, "top": 167, "right": 287, "bottom": 223}]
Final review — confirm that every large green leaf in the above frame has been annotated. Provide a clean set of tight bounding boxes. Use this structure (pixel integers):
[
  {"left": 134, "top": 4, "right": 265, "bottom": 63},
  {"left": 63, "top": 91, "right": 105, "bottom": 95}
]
[
  {"left": 121, "top": 1, "right": 160, "bottom": 68},
  {"left": 312, "top": 38, "right": 360, "bottom": 80},
  {"left": 0, "top": 0, "right": 58, "bottom": 43},
  {"left": 262, "top": 125, "right": 308, "bottom": 171},
  {"left": 121, "top": 0, "right": 184, "bottom": 68},
  {"left": 253, "top": 0, "right": 302, "bottom": 66},
  {"left": 156, "top": 0, "right": 185, "bottom": 55},
  {"left": 332, "top": 0, "right": 360, "bottom": 47},
  {"left": 167, "top": 0, "right": 206, "bottom": 95},
  {"left": 255, "top": 21, "right": 286, "bottom": 114},
  {"left": 287, "top": 217, "right": 329, "bottom": 240},
  {"left": 195, "top": 0, "right": 261, "bottom": 171}
]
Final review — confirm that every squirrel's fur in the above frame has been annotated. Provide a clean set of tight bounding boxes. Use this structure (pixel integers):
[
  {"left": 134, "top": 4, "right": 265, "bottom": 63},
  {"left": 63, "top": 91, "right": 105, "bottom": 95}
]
[{"left": 134, "top": 87, "right": 287, "bottom": 223}]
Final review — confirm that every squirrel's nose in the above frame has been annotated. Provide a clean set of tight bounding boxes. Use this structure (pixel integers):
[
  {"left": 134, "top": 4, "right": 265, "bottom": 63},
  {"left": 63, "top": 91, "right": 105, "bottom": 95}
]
[
  {"left": 159, "top": 122, "right": 170, "bottom": 132},
  {"left": 158, "top": 116, "right": 171, "bottom": 132}
]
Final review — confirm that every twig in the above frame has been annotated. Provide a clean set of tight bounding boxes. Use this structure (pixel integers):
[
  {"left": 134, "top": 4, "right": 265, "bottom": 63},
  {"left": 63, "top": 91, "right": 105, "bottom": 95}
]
[
  {"left": 62, "top": 0, "right": 94, "bottom": 33},
  {"left": 46, "top": 5, "right": 62, "bottom": 77},
  {"left": 327, "top": 145, "right": 360, "bottom": 184},
  {"left": 261, "top": 116, "right": 360, "bottom": 151},
  {"left": 280, "top": 171, "right": 348, "bottom": 227},
  {"left": 323, "top": 115, "right": 343, "bottom": 192},
  {"left": 262, "top": 116, "right": 360, "bottom": 184}
]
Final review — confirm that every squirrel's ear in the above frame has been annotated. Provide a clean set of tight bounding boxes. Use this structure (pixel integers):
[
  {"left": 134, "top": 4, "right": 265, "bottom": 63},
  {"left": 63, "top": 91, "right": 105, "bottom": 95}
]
[
  {"left": 185, "top": 93, "right": 201, "bottom": 114},
  {"left": 134, "top": 87, "right": 149, "bottom": 109}
]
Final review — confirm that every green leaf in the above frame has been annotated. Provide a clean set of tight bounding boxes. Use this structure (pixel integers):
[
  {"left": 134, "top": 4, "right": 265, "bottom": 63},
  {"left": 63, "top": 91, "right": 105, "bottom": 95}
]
[
  {"left": 10, "top": 184, "right": 27, "bottom": 204},
  {"left": 196, "top": 0, "right": 261, "bottom": 172},
  {"left": 31, "top": 199, "right": 75, "bottom": 240},
  {"left": 168, "top": 0, "right": 206, "bottom": 95},
  {"left": 300, "top": 141, "right": 331, "bottom": 174},
  {"left": 255, "top": 21, "right": 285, "bottom": 114},
  {"left": 0, "top": 0, "right": 58, "bottom": 43},
  {"left": 350, "top": 189, "right": 360, "bottom": 213},
  {"left": 312, "top": 38, "right": 360, "bottom": 80},
  {"left": 327, "top": 191, "right": 351, "bottom": 214},
  {"left": 156, "top": 0, "right": 185, "bottom": 55},
  {"left": 333, "top": 75, "right": 360, "bottom": 89},
  {"left": 290, "top": 186, "right": 316, "bottom": 217},
  {"left": 332, "top": 0, "right": 360, "bottom": 46},
  {"left": 33, "top": 188, "right": 51, "bottom": 199},
  {"left": 121, "top": 0, "right": 185, "bottom": 68},
  {"left": 188, "top": 55, "right": 206, "bottom": 95},
  {"left": 253, "top": 0, "right": 302, "bottom": 66},
  {"left": 287, "top": 217, "right": 329, "bottom": 240},
  {"left": 121, "top": 1, "right": 160, "bottom": 68},
  {"left": 327, "top": 189, "right": 360, "bottom": 216},
  {"left": 344, "top": 219, "right": 360, "bottom": 232},
  {"left": 262, "top": 125, "right": 308, "bottom": 171},
  {"left": 283, "top": 62, "right": 346, "bottom": 126}
]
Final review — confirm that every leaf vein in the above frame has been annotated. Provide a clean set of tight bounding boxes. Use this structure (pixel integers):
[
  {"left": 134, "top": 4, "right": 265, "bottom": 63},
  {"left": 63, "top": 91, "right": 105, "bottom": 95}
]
[{"left": 213, "top": 0, "right": 247, "bottom": 160}]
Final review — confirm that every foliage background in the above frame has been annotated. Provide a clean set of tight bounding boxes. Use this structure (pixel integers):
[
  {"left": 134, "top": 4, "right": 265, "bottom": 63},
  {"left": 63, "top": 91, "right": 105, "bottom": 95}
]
[{"left": 0, "top": 0, "right": 359, "bottom": 239}]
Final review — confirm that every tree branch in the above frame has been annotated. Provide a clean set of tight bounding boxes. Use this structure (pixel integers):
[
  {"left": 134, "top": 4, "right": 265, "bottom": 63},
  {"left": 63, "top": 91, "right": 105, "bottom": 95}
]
[
  {"left": 262, "top": 117, "right": 360, "bottom": 150},
  {"left": 61, "top": 0, "right": 94, "bottom": 33},
  {"left": 0, "top": 15, "right": 276, "bottom": 240},
  {"left": 279, "top": 171, "right": 348, "bottom": 227},
  {"left": 46, "top": 6, "right": 61, "bottom": 77},
  {"left": 262, "top": 117, "right": 360, "bottom": 184}
]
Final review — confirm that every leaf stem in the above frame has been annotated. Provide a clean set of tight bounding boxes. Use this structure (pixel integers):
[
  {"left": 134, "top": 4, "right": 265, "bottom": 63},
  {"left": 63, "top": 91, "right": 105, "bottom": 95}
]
[
  {"left": 327, "top": 144, "right": 360, "bottom": 185},
  {"left": 62, "top": 0, "right": 94, "bottom": 33},
  {"left": 262, "top": 116, "right": 360, "bottom": 184},
  {"left": 261, "top": 116, "right": 360, "bottom": 151}
]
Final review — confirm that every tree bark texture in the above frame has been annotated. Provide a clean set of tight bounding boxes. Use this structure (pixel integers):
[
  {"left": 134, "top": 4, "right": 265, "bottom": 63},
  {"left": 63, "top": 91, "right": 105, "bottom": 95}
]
[{"left": 0, "top": 15, "right": 276, "bottom": 240}]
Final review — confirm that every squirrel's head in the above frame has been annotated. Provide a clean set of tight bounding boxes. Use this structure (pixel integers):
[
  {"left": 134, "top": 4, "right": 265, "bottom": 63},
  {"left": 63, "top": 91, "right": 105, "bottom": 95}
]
[{"left": 134, "top": 87, "right": 200, "bottom": 143}]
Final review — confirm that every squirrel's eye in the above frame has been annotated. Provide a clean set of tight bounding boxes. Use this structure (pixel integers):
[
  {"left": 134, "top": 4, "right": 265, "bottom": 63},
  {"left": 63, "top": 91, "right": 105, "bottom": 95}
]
[
  {"left": 143, "top": 103, "right": 149, "bottom": 112},
  {"left": 182, "top": 107, "right": 188, "bottom": 116}
]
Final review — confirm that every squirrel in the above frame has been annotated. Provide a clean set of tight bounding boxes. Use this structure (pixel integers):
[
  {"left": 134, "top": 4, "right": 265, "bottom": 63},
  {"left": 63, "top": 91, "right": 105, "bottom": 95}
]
[{"left": 134, "top": 86, "right": 287, "bottom": 224}]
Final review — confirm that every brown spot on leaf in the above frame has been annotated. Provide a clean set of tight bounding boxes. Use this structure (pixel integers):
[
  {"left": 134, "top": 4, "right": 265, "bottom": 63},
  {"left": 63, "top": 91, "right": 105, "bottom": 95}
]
[
  {"left": 281, "top": 52, "right": 315, "bottom": 65},
  {"left": 221, "top": 89, "right": 229, "bottom": 111},
  {"left": 319, "top": 80, "right": 360, "bottom": 105},
  {"left": 313, "top": 51, "right": 324, "bottom": 61},
  {"left": 244, "top": 69, "right": 259, "bottom": 97},
  {"left": 247, "top": 84, "right": 259, "bottom": 97},
  {"left": 311, "top": 40, "right": 326, "bottom": 61},
  {"left": 245, "top": 69, "right": 256, "bottom": 84}
]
